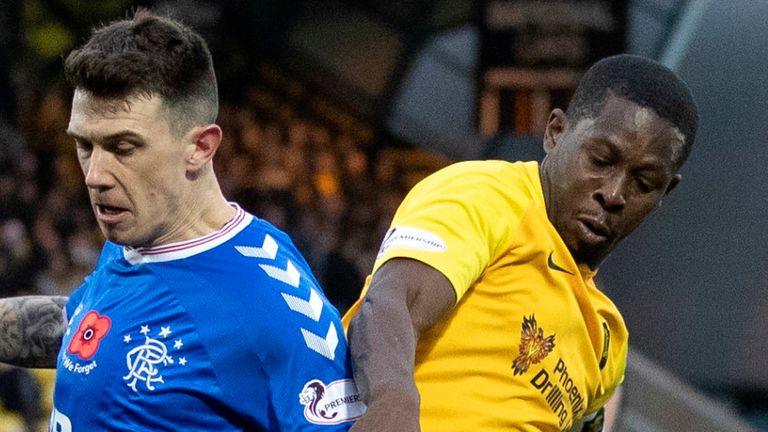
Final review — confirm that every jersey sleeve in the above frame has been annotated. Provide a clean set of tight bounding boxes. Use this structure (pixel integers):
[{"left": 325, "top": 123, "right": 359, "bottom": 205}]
[
  {"left": 217, "top": 226, "right": 365, "bottom": 431},
  {"left": 373, "top": 161, "right": 538, "bottom": 300},
  {"left": 64, "top": 287, "right": 84, "bottom": 320},
  {"left": 94, "top": 240, "right": 120, "bottom": 268},
  {"left": 266, "top": 313, "right": 362, "bottom": 431},
  {"left": 64, "top": 241, "right": 122, "bottom": 319},
  {"left": 260, "top": 233, "right": 363, "bottom": 430},
  {"left": 65, "top": 241, "right": 119, "bottom": 318},
  {"left": 586, "top": 289, "right": 629, "bottom": 414}
]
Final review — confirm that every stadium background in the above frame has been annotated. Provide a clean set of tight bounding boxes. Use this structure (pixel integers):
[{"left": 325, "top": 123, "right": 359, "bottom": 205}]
[{"left": 0, "top": 0, "right": 766, "bottom": 430}]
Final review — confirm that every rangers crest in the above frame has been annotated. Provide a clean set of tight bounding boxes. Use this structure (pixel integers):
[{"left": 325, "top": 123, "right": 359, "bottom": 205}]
[{"left": 123, "top": 324, "right": 187, "bottom": 392}]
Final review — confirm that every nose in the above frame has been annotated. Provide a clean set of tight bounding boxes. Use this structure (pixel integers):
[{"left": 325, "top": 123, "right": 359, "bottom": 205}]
[
  {"left": 594, "top": 173, "right": 627, "bottom": 211},
  {"left": 83, "top": 147, "right": 114, "bottom": 190}
]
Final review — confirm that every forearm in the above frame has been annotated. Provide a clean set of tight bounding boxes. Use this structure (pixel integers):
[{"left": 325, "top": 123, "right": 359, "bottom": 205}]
[
  {"left": 0, "top": 295, "right": 68, "bottom": 368},
  {"left": 348, "top": 292, "right": 421, "bottom": 432},
  {"left": 347, "top": 259, "right": 456, "bottom": 432}
]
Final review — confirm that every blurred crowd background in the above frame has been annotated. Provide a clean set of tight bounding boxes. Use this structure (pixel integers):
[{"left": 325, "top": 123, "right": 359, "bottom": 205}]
[
  {"left": 0, "top": 63, "right": 450, "bottom": 316},
  {"left": 1, "top": 4, "right": 455, "bottom": 429}
]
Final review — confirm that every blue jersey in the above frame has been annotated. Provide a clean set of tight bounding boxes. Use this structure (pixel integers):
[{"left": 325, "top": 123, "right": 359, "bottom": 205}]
[{"left": 50, "top": 205, "right": 365, "bottom": 431}]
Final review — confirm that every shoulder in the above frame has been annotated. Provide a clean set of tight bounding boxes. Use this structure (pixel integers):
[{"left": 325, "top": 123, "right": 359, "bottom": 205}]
[
  {"left": 209, "top": 215, "right": 341, "bottom": 343},
  {"left": 230, "top": 217, "right": 313, "bottom": 284},
  {"left": 94, "top": 241, "right": 123, "bottom": 268},
  {"left": 238, "top": 216, "right": 297, "bottom": 251},
  {"left": 423, "top": 159, "right": 536, "bottom": 181},
  {"left": 409, "top": 160, "right": 541, "bottom": 203},
  {"left": 395, "top": 160, "right": 542, "bottom": 225}
]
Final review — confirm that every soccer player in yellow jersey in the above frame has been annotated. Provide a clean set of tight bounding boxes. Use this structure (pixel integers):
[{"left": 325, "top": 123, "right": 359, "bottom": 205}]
[{"left": 344, "top": 54, "right": 698, "bottom": 432}]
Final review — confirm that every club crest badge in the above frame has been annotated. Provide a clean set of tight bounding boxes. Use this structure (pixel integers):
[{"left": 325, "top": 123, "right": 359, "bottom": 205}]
[
  {"left": 122, "top": 324, "right": 187, "bottom": 392},
  {"left": 512, "top": 314, "right": 555, "bottom": 375},
  {"left": 299, "top": 379, "right": 367, "bottom": 425}
]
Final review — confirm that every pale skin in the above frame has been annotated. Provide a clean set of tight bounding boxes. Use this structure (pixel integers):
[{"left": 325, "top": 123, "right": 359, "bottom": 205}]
[
  {"left": 348, "top": 94, "right": 684, "bottom": 431},
  {"left": 0, "top": 296, "right": 68, "bottom": 368},
  {"left": 0, "top": 91, "right": 230, "bottom": 368}
]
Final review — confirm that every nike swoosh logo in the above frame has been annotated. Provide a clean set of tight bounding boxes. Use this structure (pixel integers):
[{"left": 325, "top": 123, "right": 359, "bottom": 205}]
[{"left": 547, "top": 252, "right": 574, "bottom": 275}]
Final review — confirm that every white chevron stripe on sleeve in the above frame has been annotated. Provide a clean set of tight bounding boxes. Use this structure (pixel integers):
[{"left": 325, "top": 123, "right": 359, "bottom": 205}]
[
  {"left": 301, "top": 324, "right": 339, "bottom": 361},
  {"left": 234, "top": 234, "right": 278, "bottom": 259},
  {"left": 281, "top": 288, "right": 323, "bottom": 321},
  {"left": 259, "top": 260, "right": 301, "bottom": 288}
]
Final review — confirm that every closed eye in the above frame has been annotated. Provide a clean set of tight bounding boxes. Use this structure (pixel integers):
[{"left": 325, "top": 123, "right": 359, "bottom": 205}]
[
  {"left": 585, "top": 140, "right": 617, "bottom": 169},
  {"left": 74, "top": 139, "right": 93, "bottom": 157},
  {"left": 635, "top": 176, "right": 661, "bottom": 193},
  {"left": 590, "top": 154, "right": 612, "bottom": 168},
  {"left": 111, "top": 141, "right": 137, "bottom": 156}
]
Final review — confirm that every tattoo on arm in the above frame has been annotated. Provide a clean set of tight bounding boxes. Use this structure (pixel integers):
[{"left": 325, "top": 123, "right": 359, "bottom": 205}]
[{"left": 0, "top": 296, "right": 68, "bottom": 368}]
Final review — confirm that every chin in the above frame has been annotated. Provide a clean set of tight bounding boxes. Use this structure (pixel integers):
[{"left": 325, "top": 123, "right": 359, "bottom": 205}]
[
  {"left": 104, "top": 234, "right": 126, "bottom": 246},
  {"left": 570, "top": 243, "right": 605, "bottom": 268},
  {"left": 101, "top": 229, "right": 135, "bottom": 247},
  {"left": 96, "top": 226, "right": 116, "bottom": 243}
]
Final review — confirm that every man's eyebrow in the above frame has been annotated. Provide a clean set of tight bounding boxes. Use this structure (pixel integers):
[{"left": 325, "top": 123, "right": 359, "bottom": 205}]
[
  {"left": 590, "top": 135, "right": 670, "bottom": 172},
  {"left": 66, "top": 130, "right": 144, "bottom": 143},
  {"left": 65, "top": 129, "right": 84, "bottom": 139},
  {"left": 587, "top": 135, "right": 620, "bottom": 152}
]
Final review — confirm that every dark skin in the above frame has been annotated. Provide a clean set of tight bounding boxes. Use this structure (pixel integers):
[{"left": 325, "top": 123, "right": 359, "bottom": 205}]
[
  {"left": 541, "top": 94, "right": 683, "bottom": 269},
  {"left": 348, "top": 94, "right": 686, "bottom": 431},
  {"left": 347, "top": 259, "right": 455, "bottom": 431}
]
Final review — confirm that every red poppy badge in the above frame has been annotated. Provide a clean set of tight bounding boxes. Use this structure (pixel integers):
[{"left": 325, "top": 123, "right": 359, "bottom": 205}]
[{"left": 68, "top": 311, "right": 112, "bottom": 360}]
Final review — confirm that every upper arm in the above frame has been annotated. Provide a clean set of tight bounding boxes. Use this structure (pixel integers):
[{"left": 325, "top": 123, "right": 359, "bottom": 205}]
[
  {"left": 364, "top": 258, "right": 456, "bottom": 336},
  {"left": 0, "top": 295, "right": 68, "bottom": 368},
  {"left": 371, "top": 163, "right": 530, "bottom": 302},
  {"left": 348, "top": 259, "right": 456, "bottom": 379}
]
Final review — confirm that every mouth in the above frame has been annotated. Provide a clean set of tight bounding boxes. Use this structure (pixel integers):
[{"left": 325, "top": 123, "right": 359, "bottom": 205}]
[
  {"left": 95, "top": 203, "right": 129, "bottom": 221},
  {"left": 577, "top": 217, "right": 610, "bottom": 244}
]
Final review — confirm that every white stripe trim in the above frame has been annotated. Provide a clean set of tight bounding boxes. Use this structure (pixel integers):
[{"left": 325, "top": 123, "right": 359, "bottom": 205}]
[{"left": 123, "top": 204, "right": 253, "bottom": 265}]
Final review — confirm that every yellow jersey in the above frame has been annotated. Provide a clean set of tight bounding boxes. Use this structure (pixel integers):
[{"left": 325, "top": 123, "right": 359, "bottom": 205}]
[{"left": 344, "top": 160, "right": 628, "bottom": 431}]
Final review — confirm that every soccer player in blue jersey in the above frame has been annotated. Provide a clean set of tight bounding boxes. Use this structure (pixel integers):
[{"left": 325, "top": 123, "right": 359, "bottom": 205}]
[{"left": 0, "top": 9, "right": 364, "bottom": 431}]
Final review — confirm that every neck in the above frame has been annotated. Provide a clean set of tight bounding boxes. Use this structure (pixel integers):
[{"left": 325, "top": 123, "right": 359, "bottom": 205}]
[
  {"left": 147, "top": 174, "right": 235, "bottom": 247},
  {"left": 192, "top": 194, "right": 236, "bottom": 235},
  {"left": 539, "top": 159, "right": 553, "bottom": 219},
  {"left": 180, "top": 176, "right": 234, "bottom": 239}
]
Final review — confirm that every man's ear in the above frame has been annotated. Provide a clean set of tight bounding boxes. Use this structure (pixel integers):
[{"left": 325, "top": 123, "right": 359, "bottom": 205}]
[
  {"left": 665, "top": 173, "right": 682, "bottom": 196},
  {"left": 543, "top": 108, "right": 567, "bottom": 154},
  {"left": 186, "top": 124, "right": 222, "bottom": 172}
]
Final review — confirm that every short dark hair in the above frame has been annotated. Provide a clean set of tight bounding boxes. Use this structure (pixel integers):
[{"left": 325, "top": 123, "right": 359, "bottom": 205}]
[
  {"left": 64, "top": 9, "right": 218, "bottom": 134},
  {"left": 566, "top": 54, "right": 698, "bottom": 167}
]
